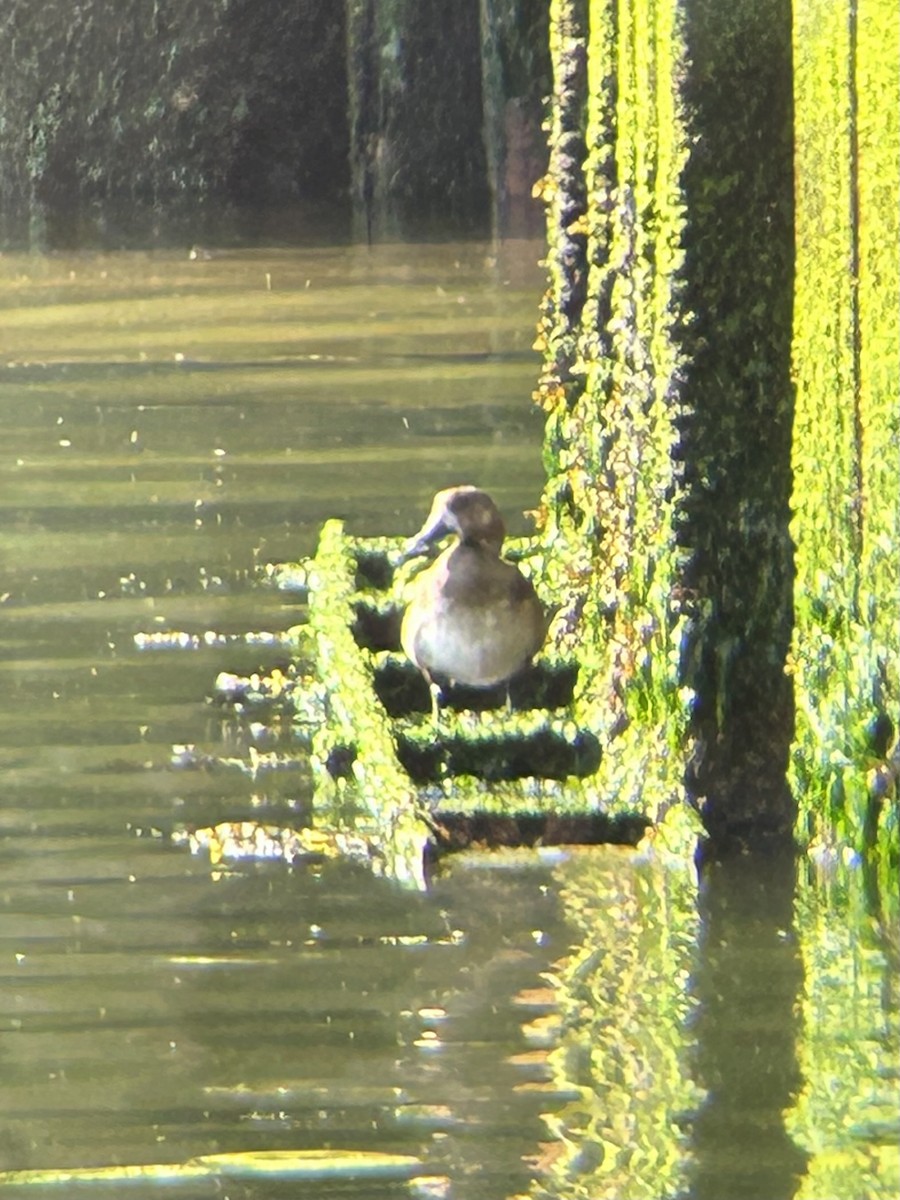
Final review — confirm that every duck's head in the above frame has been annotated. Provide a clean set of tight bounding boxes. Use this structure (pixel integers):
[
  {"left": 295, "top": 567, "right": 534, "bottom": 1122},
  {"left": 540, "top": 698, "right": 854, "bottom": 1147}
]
[{"left": 399, "top": 485, "right": 506, "bottom": 562}]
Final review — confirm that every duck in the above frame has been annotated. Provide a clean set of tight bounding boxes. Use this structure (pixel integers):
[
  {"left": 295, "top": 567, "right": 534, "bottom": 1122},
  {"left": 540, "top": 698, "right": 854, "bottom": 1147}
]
[{"left": 398, "top": 486, "right": 547, "bottom": 716}]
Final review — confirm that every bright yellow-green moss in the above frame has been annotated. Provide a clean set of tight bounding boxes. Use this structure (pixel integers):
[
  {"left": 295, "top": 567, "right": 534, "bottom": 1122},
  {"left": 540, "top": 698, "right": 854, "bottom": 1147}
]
[
  {"left": 537, "top": 0, "right": 689, "bottom": 820},
  {"left": 791, "top": 0, "right": 900, "bottom": 854},
  {"left": 538, "top": 0, "right": 895, "bottom": 854},
  {"left": 305, "top": 520, "right": 430, "bottom": 886}
]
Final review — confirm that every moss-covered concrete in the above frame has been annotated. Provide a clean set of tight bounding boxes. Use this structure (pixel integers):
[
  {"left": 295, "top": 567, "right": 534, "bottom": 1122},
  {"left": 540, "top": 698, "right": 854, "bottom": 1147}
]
[
  {"left": 345, "top": 0, "right": 490, "bottom": 242},
  {"left": 533, "top": 0, "right": 896, "bottom": 862},
  {"left": 4, "top": 0, "right": 551, "bottom": 249},
  {"left": 790, "top": 0, "right": 900, "bottom": 859},
  {"left": 677, "top": 0, "right": 797, "bottom": 840},
  {"left": 292, "top": 517, "right": 643, "bottom": 883},
  {"left": 0, "top": 0, "right": 349, "bottom": 247},
  {"left": 534, "top": 0, "right": 690, "bottom": 830},
  {"left": 303, "top": 519, "right": 429, "bottom": 887}
]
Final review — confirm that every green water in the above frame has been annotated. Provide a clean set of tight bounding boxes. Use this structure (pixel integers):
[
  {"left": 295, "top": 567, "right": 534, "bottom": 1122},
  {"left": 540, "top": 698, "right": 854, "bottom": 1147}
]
[{"left": 0, "top": 243, "right": 896, "bottom": 1199}]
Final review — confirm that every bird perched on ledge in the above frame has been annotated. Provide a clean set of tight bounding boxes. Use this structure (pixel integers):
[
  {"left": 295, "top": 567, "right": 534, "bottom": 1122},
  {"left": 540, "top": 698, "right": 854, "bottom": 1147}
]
[{"left": 398, "top": 486, "right": 548, "bottom": 718}]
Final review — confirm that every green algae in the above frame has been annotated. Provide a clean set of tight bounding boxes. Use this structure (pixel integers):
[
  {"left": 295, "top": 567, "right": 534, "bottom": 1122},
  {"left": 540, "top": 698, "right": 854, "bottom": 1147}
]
[
  {"left": 304, "top": 519, "right": 430, "bottom": 887},
  {"left": 533, "top": 0, "right": 898, "bottom": 860},
  {"left": 790, "top": 0, "right": 900, "bottom": 861},
  {"left": 534, "top": 0, "right": 690, "bottom": 830},
  {"left": 285, "top": 516, "right": 629, "bottom": 881}
]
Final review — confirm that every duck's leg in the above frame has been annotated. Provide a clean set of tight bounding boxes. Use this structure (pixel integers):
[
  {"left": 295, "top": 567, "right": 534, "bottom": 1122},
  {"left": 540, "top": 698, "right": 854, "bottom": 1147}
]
[{"left": 421, "top": 668, "right": 443, "bottom": 724}]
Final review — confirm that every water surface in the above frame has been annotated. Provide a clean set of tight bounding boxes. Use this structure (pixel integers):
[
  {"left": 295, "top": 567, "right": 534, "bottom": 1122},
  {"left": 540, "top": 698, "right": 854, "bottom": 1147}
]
[{"left": 0, "top": 242, "right": 896, "bottom": 1199}]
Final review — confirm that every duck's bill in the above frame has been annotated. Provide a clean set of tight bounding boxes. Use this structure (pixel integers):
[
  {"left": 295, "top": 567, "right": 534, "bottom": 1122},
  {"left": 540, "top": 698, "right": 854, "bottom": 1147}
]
[{"left": 396, "top": 518, "right": 450, "bottom": 563}]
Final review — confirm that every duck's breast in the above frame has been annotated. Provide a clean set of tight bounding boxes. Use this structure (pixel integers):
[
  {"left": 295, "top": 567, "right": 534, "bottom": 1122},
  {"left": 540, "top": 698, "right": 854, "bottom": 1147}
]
[{"left": 401, "top": 549, "right": 545, "bottom": 687}]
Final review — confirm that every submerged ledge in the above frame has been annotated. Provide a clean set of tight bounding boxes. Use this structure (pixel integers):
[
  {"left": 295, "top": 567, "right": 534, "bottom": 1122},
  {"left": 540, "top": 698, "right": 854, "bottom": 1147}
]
[{"left": 244, "top": 519, "right": 649, "bottom": 884}]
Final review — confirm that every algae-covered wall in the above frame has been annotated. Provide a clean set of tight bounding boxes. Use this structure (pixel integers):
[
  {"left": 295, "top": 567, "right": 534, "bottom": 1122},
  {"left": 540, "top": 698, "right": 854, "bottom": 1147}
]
[
  {"left": 537, "top": 0, "right": 898, "bottom": 850},
  {"left": 791, "top": 0, "right": 900, "bottom": 848},
  {"left": 1, "top": 0, "right": 549, "bottom": 248},
  {"left": 479, "top": 0, "right": 551, "bottom": 239},
  {"left": 345, "top": 0, "right": 490, "bottom": 242},
  {"left": 535, "top": 0, "right": 691, "bottom": 824},
  {"left": 0, "top": 0, "right": 348, "bottom": 247},
  {"left": 343, "top": 0, "right": 551, "bottom": 242},
  {"left": 677, "top": 0, "right": 796, "bottom": 839}
]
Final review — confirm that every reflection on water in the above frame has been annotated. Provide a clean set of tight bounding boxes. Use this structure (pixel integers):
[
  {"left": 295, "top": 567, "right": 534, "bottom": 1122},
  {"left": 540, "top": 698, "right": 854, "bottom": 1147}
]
[
  {"left": 689, "top": 848, "right": 808, "bottom": 1200},
  {"left": 532, "top": 847, "right": 897, "bottom": 1200},
  {"left": 789, "top": 860, "right": 899, "bottom": 1200},
  {"left": 0, "top": 243, "right": 896, "bottom": 1198}
]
